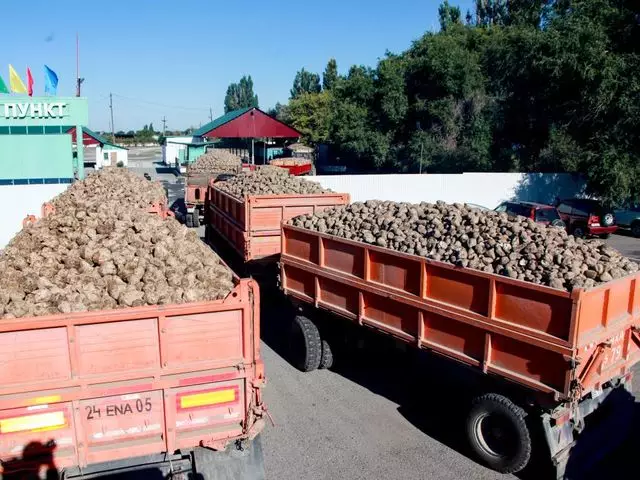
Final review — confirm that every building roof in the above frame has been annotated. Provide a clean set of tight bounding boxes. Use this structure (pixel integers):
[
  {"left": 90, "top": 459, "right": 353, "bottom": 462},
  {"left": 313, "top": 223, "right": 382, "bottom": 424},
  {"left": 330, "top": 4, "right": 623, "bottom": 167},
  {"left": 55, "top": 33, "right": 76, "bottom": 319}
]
[
  {"left": 193, "top": 107, "right": 301, "bottom": 139},
  {"left": 67, "top": 126, "right": 127, "bottom": 149},
  {"left": 192, "top": 108, "right": 251, "bottom": 137}
]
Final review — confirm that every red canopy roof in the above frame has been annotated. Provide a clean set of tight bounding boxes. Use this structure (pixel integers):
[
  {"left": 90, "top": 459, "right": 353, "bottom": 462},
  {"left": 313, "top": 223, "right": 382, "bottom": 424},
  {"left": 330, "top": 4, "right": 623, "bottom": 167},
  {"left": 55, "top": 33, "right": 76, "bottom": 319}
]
[
  {"left": 198, "top": 108, "right": 301, "bottom": 139},
  {"left": 66, "top": 126, "right": 107, "bottom": 146}
]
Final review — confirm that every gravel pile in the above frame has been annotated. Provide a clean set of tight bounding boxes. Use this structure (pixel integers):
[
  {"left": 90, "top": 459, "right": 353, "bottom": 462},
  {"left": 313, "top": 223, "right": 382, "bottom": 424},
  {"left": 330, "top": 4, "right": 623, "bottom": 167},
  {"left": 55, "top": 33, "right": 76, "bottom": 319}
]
[
  {"left": 216, "top": 166, "right": 331, "bottom": 198},
  {"left": 290, "top": 200, "right": 638, "bottom": 291},
  {"left": 187, "top": 150, "right": 242, "bottom": 177},
  {"left": 0, "top": 170, "right": 234, "bottom": 319}
]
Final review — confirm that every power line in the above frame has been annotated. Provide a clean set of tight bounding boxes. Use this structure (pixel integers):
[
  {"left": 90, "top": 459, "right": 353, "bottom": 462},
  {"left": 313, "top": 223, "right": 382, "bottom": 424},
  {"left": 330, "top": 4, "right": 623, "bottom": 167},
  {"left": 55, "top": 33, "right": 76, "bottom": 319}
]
[{"left": 110, "top": 93, "right": 210, "bottom": 112}]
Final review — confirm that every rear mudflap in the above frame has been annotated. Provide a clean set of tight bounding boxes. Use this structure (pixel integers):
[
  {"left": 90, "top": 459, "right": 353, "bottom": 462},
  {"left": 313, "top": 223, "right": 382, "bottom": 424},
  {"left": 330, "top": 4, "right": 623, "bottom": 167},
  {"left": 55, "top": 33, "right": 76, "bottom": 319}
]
[{"left": 544, "top": 382, "right": 635, "bottom": 479}]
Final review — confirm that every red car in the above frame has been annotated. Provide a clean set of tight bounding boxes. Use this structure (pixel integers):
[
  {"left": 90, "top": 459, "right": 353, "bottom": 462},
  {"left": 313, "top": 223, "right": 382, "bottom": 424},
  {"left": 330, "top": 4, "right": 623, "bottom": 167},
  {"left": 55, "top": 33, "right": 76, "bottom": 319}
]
[
  {"left": 556, "top": 198, "right": 618, "bottom": 238},
  {"left": 494, "top": 201, "right": 566, "bottom": 228}
]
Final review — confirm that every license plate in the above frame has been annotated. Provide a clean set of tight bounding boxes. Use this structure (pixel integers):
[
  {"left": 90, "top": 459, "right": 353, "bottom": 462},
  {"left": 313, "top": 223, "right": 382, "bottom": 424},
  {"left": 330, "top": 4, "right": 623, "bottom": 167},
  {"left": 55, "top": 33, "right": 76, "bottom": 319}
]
[{"left": 591, "top": 223, "right": 600, "bottom": 227}]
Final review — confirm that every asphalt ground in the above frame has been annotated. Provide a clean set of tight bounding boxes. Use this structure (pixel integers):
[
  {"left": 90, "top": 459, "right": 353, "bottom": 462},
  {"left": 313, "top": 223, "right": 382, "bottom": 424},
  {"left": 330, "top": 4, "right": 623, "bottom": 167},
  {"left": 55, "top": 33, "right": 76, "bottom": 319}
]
[{"left": 126, "top": 148, "right": 640, "bottom": 480}]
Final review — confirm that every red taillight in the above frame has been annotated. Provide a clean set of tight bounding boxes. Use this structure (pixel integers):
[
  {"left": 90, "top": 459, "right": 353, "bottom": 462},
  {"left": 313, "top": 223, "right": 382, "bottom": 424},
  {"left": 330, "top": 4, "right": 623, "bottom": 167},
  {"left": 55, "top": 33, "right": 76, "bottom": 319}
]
[{"left": 588, "top": 215, "right": 599, "bottom": 225}]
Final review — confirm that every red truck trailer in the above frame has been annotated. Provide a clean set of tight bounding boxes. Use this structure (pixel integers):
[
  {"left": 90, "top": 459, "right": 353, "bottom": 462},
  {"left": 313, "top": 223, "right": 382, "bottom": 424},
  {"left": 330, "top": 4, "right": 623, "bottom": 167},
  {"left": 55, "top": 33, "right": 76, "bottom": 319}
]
[
  {"left": 269, "top": 159, "right": 314, "bottom": 176},
  {"left": 0, "top": 277, "right": 266, "bottom": 479},
  {"left": 280, "top": 223, "right": 640, "bottom": 477}
]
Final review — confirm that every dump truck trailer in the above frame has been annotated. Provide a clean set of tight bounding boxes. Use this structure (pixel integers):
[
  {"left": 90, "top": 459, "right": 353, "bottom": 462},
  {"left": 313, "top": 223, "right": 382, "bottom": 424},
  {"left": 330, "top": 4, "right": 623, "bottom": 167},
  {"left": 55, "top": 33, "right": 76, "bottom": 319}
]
[
  {"left": 280, "top": 223, "right": 640, "bottom": 477},
  {"left": 0, "top": 278, "right": 266, "bottom": 479}
]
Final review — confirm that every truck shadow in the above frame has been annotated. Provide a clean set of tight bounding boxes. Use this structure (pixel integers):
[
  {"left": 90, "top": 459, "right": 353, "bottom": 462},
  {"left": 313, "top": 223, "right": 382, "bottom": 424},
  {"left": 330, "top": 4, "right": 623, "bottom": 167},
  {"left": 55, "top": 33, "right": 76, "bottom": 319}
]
[{"left": 259, "top": 301, "right": 640, "bottom": 480}]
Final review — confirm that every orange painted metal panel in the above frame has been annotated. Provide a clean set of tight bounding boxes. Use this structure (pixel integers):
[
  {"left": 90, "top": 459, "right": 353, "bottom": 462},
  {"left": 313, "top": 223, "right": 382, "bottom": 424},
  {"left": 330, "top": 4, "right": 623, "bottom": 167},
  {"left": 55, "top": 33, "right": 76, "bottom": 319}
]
[
  {"left": 369, "top": 249, "right": 421, "bottom": 297},
  {"left": 322, "top": 237, "right": 364, "bottom": 278},
  {"left": 0, "top": 279, "right": 265, "bottom": 472},
  {"left": 207, "top": 184, "right": 349, "bottom": 262},
  {"left": 281, "top": 224, "right": 640, "bottom": 400},
  {"left": 426, "top": 263, "right": 489, "bottom": 316},
  {"left": 0, "top": 327, "right": 71, "bottom": 386}
]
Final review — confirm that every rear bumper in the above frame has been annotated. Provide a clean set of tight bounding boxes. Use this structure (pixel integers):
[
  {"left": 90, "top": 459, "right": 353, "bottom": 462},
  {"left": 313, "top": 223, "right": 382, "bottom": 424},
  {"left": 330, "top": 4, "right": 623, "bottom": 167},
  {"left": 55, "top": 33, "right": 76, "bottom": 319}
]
[
  {"left": 61, "top": 435, "right": 264, "bottom": 480},
  {"left": 588, "top": 225, "right": 618, "bottom": 235}
]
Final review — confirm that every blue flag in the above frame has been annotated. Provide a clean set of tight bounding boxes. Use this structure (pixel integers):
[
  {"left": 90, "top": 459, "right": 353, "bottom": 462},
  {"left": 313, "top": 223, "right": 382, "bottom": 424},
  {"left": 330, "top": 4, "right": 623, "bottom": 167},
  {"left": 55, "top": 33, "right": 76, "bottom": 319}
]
[{"left": 44, "top": 65, "right": 58, "bottom": 95}]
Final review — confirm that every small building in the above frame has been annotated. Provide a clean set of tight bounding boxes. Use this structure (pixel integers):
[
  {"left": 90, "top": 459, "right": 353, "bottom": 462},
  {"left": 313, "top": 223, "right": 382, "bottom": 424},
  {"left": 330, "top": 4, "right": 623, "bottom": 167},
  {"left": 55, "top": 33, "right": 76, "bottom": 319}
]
[
  {"left": 67, "top": 127, "right": 129, "bottom": 169},
  {"left": 192, "top": 107, "right": 301, "bottom": 164}
]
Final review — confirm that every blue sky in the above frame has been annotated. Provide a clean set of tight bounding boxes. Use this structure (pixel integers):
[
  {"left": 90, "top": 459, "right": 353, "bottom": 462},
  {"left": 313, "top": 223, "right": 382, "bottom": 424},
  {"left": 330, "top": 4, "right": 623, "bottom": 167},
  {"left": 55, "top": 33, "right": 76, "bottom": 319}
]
[{"left": 0, "top": 0, "right": 474, "bottom": 131}]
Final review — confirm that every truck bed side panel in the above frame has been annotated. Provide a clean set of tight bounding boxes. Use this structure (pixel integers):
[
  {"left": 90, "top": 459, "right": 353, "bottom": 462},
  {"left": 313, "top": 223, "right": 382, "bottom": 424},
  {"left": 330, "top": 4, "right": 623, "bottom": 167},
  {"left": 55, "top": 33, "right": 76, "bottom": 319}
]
[{"left": 281, "top": 226, "right": 640, "bottom": 397}]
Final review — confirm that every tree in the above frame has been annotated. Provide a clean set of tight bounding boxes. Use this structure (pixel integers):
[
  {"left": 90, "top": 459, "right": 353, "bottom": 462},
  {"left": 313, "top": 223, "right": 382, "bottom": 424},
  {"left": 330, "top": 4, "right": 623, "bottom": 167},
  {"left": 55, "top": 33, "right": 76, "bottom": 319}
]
[
  {"left": 290, "top": 68, "right": 321, "bottom": 99},
  {"left": 438, "top": 1, "right": 462, "bottom": 31},
  {"left": 323, "top": 59, "right": 338, "bottom": 91},
  {"left": 116, "top": 130, "right": 125, "bottom": 136},
  {"left": 286, "top": 91, "right": 332, "bottom": 145},
  {"left": 126, "top": 130, "right": 135, "bottom": 136},
  {"left": 224, "top": 75, "right": 259, "bottom": 113},
  {"left": 148, "top": 123, "right": 155, "bottom": 133}
]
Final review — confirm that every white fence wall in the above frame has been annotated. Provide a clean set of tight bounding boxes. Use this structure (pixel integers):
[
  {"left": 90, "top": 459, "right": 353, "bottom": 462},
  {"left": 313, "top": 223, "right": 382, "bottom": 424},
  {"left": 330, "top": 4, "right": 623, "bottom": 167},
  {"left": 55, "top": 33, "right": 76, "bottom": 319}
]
[
  {"left": 310, "top": 173, "right": 586, "bottom": 209},
  {"left": 0, "top": 184, "right": 70, "bottom": 249}
]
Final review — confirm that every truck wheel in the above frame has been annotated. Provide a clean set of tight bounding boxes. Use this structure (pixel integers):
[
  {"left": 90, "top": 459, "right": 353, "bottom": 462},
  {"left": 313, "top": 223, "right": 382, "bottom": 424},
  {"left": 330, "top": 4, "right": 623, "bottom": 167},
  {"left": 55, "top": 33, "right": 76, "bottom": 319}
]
[
  {"left": 632, "top": 221, "right": 640, "bottom": 238},
  {"left": 290, "top": 315, "right": 322, "bottom": 372},
  {"left": 186, "top": 213, "right": 194, "bottom": 228},
  {"left": 319, "top": 339, "right": 334, "bottom": 369},
  {"left": 467, "top": 393, "right": 531, "bottom": 474}
]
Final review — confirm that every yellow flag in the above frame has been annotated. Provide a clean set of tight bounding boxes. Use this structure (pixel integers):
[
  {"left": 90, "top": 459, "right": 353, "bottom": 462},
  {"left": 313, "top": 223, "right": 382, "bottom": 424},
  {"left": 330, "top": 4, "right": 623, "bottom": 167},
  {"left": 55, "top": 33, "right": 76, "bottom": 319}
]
[{"left": 9, "top": 64, "right": 27, "bottom": 94}]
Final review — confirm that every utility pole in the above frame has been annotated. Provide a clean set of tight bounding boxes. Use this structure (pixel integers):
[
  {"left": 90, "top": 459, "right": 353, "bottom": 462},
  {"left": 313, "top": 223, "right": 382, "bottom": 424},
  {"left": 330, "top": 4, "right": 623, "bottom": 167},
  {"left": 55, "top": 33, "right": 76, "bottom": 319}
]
[
  {"left": 209, "top": 107, "right": 213, "bottom": 122},
  {"left": 75, "top": 33, "right": 85, "bottom": 96},
  {"left": 109, "top": 93, "right": 115, "bottom": 143},
  {"left": 162, "top": 116, "right": 167, "bottom": 135}
]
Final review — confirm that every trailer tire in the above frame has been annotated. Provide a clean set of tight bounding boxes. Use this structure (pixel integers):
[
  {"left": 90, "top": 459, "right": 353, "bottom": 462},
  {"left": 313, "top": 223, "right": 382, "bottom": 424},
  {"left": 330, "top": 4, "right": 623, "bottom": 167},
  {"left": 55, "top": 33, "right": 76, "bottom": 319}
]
[
  {"left": 186, "top": 213, "right": 194, "bottom": 228},
  {"left": 192, "top": 211, "right": 200, "bottom": 228},
  {"left": 290, "top": 315, "right": 322, "bottom": 372},
  {"left": 467, "top": 393, "right": 531, "bottom": 474},
  {"left": 319, "top": 339, "right": 334, "bottom": 369}
]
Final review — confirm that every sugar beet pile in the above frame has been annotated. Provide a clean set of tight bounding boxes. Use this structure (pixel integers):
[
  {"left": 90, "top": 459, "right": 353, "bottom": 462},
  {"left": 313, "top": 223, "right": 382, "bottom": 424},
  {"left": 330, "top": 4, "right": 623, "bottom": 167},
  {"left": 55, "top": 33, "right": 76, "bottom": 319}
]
[
  {"left": 0, "top": 169, "right": 234, "bottom": 319},
  {"left": 216, "top": 165, "right": 330, "bottom": 198},
  {"left": 290, "top": 200, "right": 638, "bottom": 291},
  {"left": 187, "top": 150, "right": 242, "bottom": 177}
]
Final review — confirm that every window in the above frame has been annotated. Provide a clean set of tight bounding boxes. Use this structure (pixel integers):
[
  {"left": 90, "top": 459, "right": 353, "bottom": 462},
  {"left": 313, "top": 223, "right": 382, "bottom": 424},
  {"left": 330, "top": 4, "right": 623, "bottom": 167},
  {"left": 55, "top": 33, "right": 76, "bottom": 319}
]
[
  {"left": 104, "top": 152, "right": 109, "bottom": 160},
  {"left": 506, "top": 203, "right": 531, "bottom": 218},
  {"left": 495, "top": 203, "right": 507, "bottom": 213},
  {"left": 535, "top": 208, "right": 560, "bottom": 222},
  {"left": 571, "top": 201, "right": 590, "bottom": 217},
  {"left": 557, "top": 203, "right": 572, "bottom": 215}
]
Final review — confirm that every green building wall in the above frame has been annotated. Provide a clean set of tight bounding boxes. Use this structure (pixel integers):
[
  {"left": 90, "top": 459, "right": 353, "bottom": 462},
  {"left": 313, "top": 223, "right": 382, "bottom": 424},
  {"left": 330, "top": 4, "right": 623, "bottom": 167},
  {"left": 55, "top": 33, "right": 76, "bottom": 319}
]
[{"left": 0, "top": 135, "right": 73, "bottom": 180}]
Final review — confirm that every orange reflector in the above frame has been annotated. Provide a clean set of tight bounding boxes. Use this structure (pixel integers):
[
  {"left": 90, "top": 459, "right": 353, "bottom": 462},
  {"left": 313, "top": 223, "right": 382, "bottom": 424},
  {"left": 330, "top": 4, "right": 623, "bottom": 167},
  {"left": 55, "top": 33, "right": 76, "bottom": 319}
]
[
  {"left": 180, "top": 389, "right": 236, "bottom": 409},
  {"left": 0, "top": 411, "right": 66, "bottom": 434}
]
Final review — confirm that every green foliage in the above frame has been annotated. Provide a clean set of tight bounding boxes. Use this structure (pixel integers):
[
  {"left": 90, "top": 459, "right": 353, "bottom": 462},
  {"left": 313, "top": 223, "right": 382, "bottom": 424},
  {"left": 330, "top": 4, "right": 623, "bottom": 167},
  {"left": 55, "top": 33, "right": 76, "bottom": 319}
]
[
  {"left": 279, "top": 0, "right": 640, "bottom": 201},
  {"left": 290, "top": 68, "right": 321, "bottom": 99},
  {"left": 287, "top": 91, "right": 332, "bottom": 145},
  {"left": 224, "top": 75, "right": 259, "bottom": 113},
  {"left": 438, "top": 1, "right": 462, "bottom": 31},
  {"left": 323, "top": 59, "right": 338, "bottom": 90}
]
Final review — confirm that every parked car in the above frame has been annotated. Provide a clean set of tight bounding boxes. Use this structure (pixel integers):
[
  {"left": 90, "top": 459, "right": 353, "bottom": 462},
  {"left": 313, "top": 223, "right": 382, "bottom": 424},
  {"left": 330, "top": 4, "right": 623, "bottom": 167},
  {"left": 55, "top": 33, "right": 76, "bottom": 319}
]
[
  {"left": 465, "top": 203, "right": 489, "bottom": 211},
  {"left": 494, "top": 201, "right": 566, "bottom": 228},
  {"left": 614, "top": 202, "right": 640, "bottom": 237},
  {"left": 556, "top": 198, "right": 617, "bottom": 238}
]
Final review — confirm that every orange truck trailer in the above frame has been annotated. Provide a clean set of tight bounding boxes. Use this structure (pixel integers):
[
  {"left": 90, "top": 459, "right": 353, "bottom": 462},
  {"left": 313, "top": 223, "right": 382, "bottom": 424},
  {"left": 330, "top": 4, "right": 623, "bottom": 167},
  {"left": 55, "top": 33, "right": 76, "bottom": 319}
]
[
  {"left": 0, "top": 277, "right": 266, "bottom": 479},
  {"left": 207, "top": 183, "right": 349, "bottom": 262},
  {"left": 280, "top": 223, "right": 640, "bottom": 477}
]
